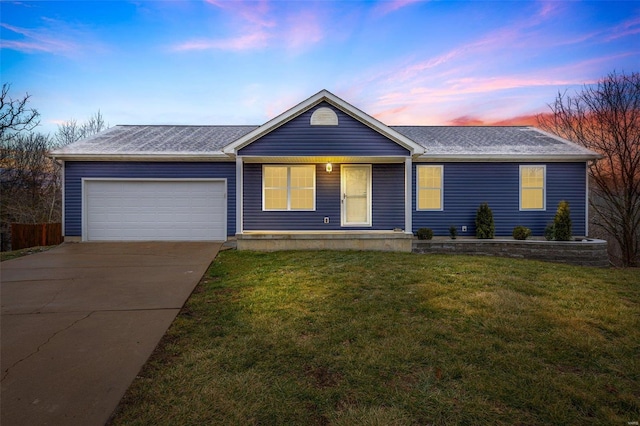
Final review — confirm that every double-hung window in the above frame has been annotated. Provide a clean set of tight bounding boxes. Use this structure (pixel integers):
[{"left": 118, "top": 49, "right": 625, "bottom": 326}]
[
  {"left": 520, "top": 165, "right": 545, "bottom": 210},
  {"left": 416, "top": 165, "right": 443, "bottom": 210},
  {"left": 263, "top": 165, "right": 315, "bottom": 211}
]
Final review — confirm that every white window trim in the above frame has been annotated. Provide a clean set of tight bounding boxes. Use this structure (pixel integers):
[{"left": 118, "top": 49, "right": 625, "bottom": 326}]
[
  {"left": 262, "top": 164, "right": 316, "bottom": 211},
  {"left": 416, "top": 165, "right": 444, "bottom": 211},
  {"left": 519, "top": 165, "right": 546, "bottom": 211}
]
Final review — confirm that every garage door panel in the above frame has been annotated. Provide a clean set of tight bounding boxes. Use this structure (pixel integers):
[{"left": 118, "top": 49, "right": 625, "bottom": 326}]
[{"left": 85, "top": 180, "right": 226, "bottom": 241}]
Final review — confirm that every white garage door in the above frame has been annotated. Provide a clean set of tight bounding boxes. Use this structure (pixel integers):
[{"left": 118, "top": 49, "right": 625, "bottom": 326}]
[{"left": 84, "top": 180, "right": 226, "bottom": 241}]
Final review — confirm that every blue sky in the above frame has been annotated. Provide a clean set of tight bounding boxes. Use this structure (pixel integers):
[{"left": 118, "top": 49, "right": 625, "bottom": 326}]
[{"left": 1, "top": 0, "right": 639, "bottom": 135}]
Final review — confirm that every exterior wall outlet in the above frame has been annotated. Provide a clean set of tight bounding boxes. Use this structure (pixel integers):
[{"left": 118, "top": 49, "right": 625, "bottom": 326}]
[
  {"left": 324, "top": 217, "right": 330, "bottom": 224},
  {"left": 462, "top": 226, "right": 468, "bottom": 232}
]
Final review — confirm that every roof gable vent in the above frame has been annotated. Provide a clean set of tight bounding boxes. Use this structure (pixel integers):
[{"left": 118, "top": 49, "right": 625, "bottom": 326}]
[{"left": 310, "top": 107, "right": 338, "bottom": 126}]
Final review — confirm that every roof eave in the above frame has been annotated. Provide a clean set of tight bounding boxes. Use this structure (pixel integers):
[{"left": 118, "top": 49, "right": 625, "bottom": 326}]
[
  {"left": 49, "top": 152, "right": 232, "bottom": 162},
  {"left": 415, "top": 154, "right": 602, "bottom": 162}
]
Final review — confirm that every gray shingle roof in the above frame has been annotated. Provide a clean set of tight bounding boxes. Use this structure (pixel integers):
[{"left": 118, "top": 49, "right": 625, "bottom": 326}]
[
  {"left": 51, "top": 125, "right": 258, "bottom": 156},
  {"left": 51, "top": 124, "right": 599, "bottom": 160},
  {"left": 392, "top": 126, "right": 598, "bottom": 158}
]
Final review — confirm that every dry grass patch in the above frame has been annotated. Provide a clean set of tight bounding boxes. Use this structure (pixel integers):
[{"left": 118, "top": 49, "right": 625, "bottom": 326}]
[{"left": 0, "top": 245, "right": 55, "bottom": 261}]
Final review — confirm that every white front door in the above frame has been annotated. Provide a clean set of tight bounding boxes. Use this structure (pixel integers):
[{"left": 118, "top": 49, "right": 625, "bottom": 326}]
[{"left": 341, "top": 165, "right": 371, "bottom": 227}]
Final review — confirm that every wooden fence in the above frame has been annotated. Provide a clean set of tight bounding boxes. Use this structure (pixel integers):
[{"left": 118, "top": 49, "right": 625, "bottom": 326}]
[{"left": 11, "top": 223, "right": 63, "bottom": 251}]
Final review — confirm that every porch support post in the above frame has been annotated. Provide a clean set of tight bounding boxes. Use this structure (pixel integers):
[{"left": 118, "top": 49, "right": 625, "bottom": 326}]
[
  {"left": 405, "top": 157, "right": 412, "bottom": 234},
  {"left": 236, "top": 156, "right": 243, "bottom": 235}
]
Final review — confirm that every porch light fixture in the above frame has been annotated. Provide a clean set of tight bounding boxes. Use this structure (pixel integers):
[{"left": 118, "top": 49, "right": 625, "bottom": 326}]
[{"left": 326, "top": 163, "right": 332, "bottom": 173}]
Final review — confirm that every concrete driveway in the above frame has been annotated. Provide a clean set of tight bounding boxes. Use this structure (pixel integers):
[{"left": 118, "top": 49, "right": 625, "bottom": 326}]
[{"left": 1, "top": 242, "right": 221, "bottom": 426}]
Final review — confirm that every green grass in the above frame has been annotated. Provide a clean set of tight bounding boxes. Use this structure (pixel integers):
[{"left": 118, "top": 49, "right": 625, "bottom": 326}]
[{"left": 110, "top": 251, "right": 640, "bottom": 425}]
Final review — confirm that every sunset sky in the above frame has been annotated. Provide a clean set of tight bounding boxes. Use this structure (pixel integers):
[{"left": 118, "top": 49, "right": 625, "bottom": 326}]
[{"left": 2, "top": 0, "right": 639, "bottom": 135}]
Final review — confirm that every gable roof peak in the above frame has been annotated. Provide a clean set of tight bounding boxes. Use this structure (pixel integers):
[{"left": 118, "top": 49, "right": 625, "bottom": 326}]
[{"left": 223, "top": 89, "right": 425, "bottom": 156}]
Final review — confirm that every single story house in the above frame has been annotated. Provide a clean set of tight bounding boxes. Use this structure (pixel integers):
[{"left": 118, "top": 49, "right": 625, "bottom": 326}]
[{"left": 51, "top": 90, "right": 601, "bottom": 251}]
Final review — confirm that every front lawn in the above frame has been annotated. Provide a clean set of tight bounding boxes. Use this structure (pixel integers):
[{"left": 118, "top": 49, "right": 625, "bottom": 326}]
[{"left": 110, "top": 251, "right": 639, "bottom": 425}]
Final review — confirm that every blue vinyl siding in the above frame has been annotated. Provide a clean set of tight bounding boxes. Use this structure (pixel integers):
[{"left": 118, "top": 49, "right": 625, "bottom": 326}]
[
  {"left": 243, "top": 163, "right": 405, "bottom": 231},
  {"left": 238, "top": 102, "right": 409, "bottom": 157},
  {"left": 64, "top": 161, "right": 236, "bottom": 237},
  {"left": 412, "top": 162, "right": 587, "bottom": 236}
]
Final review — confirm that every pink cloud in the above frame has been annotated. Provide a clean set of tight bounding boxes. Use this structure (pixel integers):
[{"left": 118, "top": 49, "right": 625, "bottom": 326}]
[
  {"left": 373, "top": 0, "right": 423, "bottom": 16},
  {"left": 173, "top": 1, "right": 326, "bottom": 53},
  {"left": 605, "top": 16, "right": 640, "bottom": 41},
  {"left": 173, "top": 30, "right": 270, "bottom": 51},
  {"left": 372, "top": 75, "right": 576, "bottom": 108},
  {"left": 0, "top": 23, "right": 79, "bottom": 55},
  {"left": 205, "top": 0, "right": 276, "bottom": 28},
  {"left": 285, "top": 10, "right": 324, "bottom": 50},
  {"left": 372, "top": 106, "right": 409, "bottom": 122},
  {"left": 352, "top": 66, "right": 594, "bottom": 126},
  {"left": 447, "top": 115, "right": 486, "bottom": 126},
  {"left": 345, "top": 2, "right": 635, "bottom": 126}
]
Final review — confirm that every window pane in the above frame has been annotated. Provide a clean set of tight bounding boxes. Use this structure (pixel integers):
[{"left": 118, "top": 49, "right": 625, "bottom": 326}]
[
  {"left": 290, "top": 188, "right": 313, "bottom": 210},
  {"left": 522, "top": 167, "right": 543, "bottom": 188},
  {"left": 291, "top": 166, "right": 314, "bottom": 188},
  {"left": 418, "top": 168, "right": 428, "bottom": 187},
  {"left": 419, "top": 188, "right": 441, "bottom": 210},
  {"left": 419, "top": 167, "right": 440, "bottom": 188},
  {"left": 264, "top": 188, "right": 287, "bottom": 210},
  {"left": 264, "top": 166, "right": 287, "bottom": 189},
  {"left": 522, "top": 188, "right": 543, "bottom": 209}
]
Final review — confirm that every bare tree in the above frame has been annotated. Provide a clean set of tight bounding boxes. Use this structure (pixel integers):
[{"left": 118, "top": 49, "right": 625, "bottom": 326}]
[
  {"left": 1, "top": 133, "right": 60, "bottom": 221},
  {"left": 0, "top": 85, "right": 108, "bottom": 250},
  {"left": 1, "top": 131, "right": 62, "bottom": 249},
  {"left": 538, "top": 71, "right": 640, "bottom": 266},
  {"left": 0, "top": 83, "right": 40, "bottom": 140},
  {"left": 55, "top": 110, "right": 108, "bottom": 146}
]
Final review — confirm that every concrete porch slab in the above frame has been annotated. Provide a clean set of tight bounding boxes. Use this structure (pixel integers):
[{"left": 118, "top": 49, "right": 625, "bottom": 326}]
[{"left": 236, "top": 231, "right": 413, "bottom": 252}]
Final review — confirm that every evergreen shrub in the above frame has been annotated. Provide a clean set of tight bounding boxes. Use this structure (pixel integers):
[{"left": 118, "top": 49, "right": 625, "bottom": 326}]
[
  {"left": 475, "top": 203, "right": 495, "bottom": 239},
  {"left": 553, "top": 200, "right": 572, "bottom": 241},
  {"left": 512, "top": 226, "right": 532, "bottom": 240},
  {"left": 416, "top": 228, "right": 433, "bottom": 240}
]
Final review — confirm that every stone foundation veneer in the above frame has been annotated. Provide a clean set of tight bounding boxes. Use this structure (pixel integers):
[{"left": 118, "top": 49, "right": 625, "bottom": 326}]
[{"left": 413, "top": 238, "right": 609, "bottom": 267}]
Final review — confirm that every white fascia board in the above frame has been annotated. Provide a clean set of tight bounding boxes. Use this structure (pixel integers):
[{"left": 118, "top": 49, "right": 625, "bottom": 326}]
[
  {"left": 415, "top": 154, "right": 599, "bottom": 162},
  {"left": 49, "top": 153, "right": 233, "bottom": 162},
  {"left": 222, "top": 89, "right": 426, "bottom": 156}
]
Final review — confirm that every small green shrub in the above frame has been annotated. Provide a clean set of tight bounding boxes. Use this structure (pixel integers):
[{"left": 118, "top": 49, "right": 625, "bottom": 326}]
[
  {"left": 553, "top": 200, "right": 572, "bottom": 241},
  {"left": 475, "top": 203, "right": 495, "bottom": 239},
  {"left": 449, "top": 225, "right": 458, "bottom": 239},
  {"left": 416, "top": 228, "right": 433, "bottom": 240},
  {"left": 544, "top": 223, "right": 555, "bottom": 241},
  {"left": 512, "top": 226, "right": 531, "bottom": 240}
]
